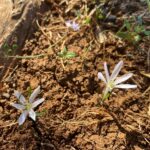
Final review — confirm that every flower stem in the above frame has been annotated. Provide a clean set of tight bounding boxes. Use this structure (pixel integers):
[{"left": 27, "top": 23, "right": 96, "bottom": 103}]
[{"left": 102, "top": 92, "right": 110, "bottom": 101}]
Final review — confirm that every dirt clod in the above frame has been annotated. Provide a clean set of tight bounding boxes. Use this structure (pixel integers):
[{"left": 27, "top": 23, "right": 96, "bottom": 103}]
[{"left": 0, "top": 0, "right": 150, "bottom": 150}]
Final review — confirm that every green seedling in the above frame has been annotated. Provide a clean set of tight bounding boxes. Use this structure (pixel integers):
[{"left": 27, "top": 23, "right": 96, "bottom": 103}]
[
  {"left": 95, "top": 8, "right": 105, "bottom": 20},
  {"left": 57, "top": 47, "right": 77, "bottom": 69},
  {"left": 3, "top": 43, "right": 45, "bottom": 59},
  {"left": 117, "top": 17, "right": 150, "bottom": 44},
  {"left": 58, "top": 47, "right": 76, "bottom": 59},
  {"left": 2, "top": 43, "right": 18, "bottom": 57},
  {"left": 83, "top": 17, "right": 91, "bottom": 25}
]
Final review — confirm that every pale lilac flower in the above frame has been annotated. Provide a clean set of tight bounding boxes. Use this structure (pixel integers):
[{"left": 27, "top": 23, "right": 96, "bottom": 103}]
[
  {"left": 98, "top": 61, "right": 137, "bottom": 100},
  {"left": 12, "top": 86, "right": 44, "bottom": 125},
  {"left": 65, "top": 20, "right": 80, "bottom": 31}
]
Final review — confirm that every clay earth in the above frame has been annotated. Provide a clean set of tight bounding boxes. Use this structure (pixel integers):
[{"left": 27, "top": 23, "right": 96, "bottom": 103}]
[{"left": 0, "top": 0, "right": 150, "bottom": 150}]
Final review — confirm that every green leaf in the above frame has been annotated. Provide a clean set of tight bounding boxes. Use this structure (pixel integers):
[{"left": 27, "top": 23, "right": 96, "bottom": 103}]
[
  {"left": 117, "top": 31, "right": 141, "bottom": 43},
  {"left": 58, "top": 47, "right": 76, "bottom": 59},
  {"left": 143, "top": 30, "right": 150, "bottom": 36},
  {"left": 137, "top": 16, "right": 143, "bottom": 25},
  {"left": 58, "top": 47, "right": 67, "bottom": 56},
  {"left": 63, "top": 47, "right": 67, "bottom": 53},
  {"left": 124, "top": 20, "right": 131, "bottom": 31},
  {"left": 84, "top": 17, "right": 91, "bottom": 24},
  {"left": 134, "top": 25, "right": 145, "bottom": 34},
  {"left": 96, "top": 9, "right": 104, "bottom": 19},
  {"left": 3, "top": 43, "right": 9, "bottom": 50},
  {"left": 134, "top": 35, "right": 141, "bottom": 43},
  {"left": 117, "top": 32, "right": 133, "bottom": 41},
  {"left": 12, "top": 44, "right": 18, "bottom": 50},
  {"left": 64, "top": 51, "right": 76, "bottom": 59}
]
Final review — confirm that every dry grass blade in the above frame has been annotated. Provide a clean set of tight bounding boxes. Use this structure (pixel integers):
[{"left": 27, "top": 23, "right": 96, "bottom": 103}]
[
  {"left": 65, "top": 0, "right": 81, "bottom": 13},
  {"left": 0, "top": 121, "right": 17, "bottom": 128}
]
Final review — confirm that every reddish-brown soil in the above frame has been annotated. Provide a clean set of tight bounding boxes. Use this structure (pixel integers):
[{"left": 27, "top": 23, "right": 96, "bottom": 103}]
[{"left": 0, "top": 1, "right": 150, "bottom": 150}]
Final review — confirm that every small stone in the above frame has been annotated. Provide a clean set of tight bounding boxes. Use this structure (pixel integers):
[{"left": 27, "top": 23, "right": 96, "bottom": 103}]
[
  {"left": 2, "top": 93, "right": 10, "bottom": 98},
  {"left": 0, "top": 99, "right": 6, "bottom": 103},
  {"left": 30, "top": 77, "right": 39, "bottom": 89},
  {"left": 0, "top": 106, "right": 3, "bottom": 113},
  {"left": 106, "top": 15, "right": 116, "bottom": 22},
  {"left": 132, "top": 104, "right": 139, "bottom": 112},
  {"left": 41, "top": 77, "right": 47, "bottom": 83},
  {"left": 12, "top": 83, "right": 16, "bottom": 88}
]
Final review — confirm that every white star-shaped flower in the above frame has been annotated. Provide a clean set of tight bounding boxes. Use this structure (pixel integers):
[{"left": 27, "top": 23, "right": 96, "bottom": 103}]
[
  {"left": 12, "top": 86, "right": 44, "bottom": 125},
  {"left": 98, "top": 61, "right": 137, "bottom": 100}
]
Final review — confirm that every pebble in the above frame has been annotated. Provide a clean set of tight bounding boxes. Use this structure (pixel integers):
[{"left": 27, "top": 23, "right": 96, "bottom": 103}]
[
  {"left": 0, "top": 106, "right": 3, "bottom": 113},
  {"left": 30, "top": 77, "right": 40, "bottom": 89},
  {"left": 2, "top": 93, "right": 10, "bottom": 98},
  {"left": 106, "top": 15, "right": 116, "bottom": 22}
]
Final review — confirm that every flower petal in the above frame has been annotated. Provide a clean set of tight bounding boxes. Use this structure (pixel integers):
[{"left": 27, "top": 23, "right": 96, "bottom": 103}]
[
  {"left": 66, "top": 20, "right": 80, "bottom": 31},
  {"left": 98, "top": 72, "right": 106, "bottom": 83},
  {"left": 29, "top": 86, "right": 40, "bottom": 103},
  {"left": 104, "top": 62, "right": 110, "bottom": 82},
  {"left": 14, "top": 90, "right": 26, "bottom": 104},
  {"left": 11, "top": 103, "right": 25, "bottom": 110},
  {"left": 115, "top": 84, "right": 137, "bottom": 89},
  {"left": 114, "top": 73, "right": 133, "bottom": 85},
  {"left": 29, "top": 109, "right": 36, "bottom": 121},
  {"left": 65, "top": 20, "right": 72, "bottom": 27},
  {"left": 110, "top": 61, "right": 123, "bottom": 80},
  {"left": 72, "top": 21, "right": 80, "bottom": 31},
  {"left": 32, "top": 98, "right": 44, "bottom": 108},
  {"left": 18, "top": 111, "right": 28, "bottom": 125}
]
